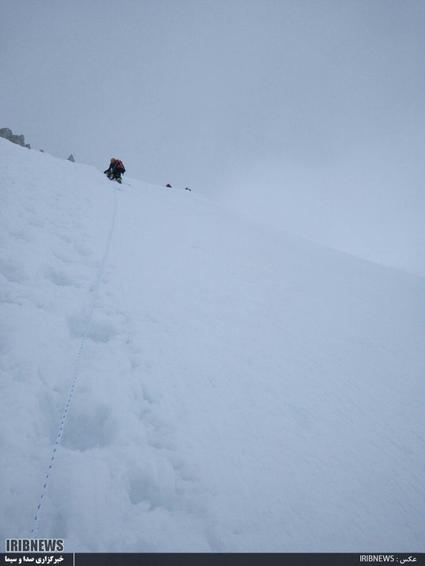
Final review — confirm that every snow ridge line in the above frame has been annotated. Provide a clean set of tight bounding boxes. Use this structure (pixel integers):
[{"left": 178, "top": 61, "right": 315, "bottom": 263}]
[{"left": 30, "top": 184, "right": 118, "bottom": 535}]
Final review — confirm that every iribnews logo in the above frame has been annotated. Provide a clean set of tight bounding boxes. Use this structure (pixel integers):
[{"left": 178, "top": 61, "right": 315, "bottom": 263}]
[{"left": 5, "top": 539, "right": 64, "bottom": 553}]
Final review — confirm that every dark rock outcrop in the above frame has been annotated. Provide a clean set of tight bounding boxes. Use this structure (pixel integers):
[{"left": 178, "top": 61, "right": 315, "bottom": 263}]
[{"left": 0, "top": 127, "right": 31, "bottom": 149}]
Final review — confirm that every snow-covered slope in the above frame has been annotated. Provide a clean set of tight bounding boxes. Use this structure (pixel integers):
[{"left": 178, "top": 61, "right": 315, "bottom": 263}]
[{"left": 1, "top": 138, "right": 424, "bottom": 551}]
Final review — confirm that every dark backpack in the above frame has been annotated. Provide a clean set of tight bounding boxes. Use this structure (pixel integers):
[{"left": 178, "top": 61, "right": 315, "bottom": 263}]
[{"left": 115, "top": 160, "right": 125, "bottom": 173}]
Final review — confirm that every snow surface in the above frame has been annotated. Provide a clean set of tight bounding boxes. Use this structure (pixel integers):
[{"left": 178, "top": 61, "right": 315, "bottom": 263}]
[{"left": 0, "top": 138, "right": 424, "bottom": 551}]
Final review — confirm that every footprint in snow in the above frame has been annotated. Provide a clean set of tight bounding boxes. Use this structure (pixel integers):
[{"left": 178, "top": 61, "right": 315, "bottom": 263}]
[
  {"left": 61, "top": 404, "right": 116, "bottom": 451},
  {"left": 45, "top": 267, "right": 79, "bottom": 288},
  {"left": 0, "top": 258, "right": 28, "bottom": 283},
  {"left": 68, "top": 315, "right": 118, "bottom": 344}
]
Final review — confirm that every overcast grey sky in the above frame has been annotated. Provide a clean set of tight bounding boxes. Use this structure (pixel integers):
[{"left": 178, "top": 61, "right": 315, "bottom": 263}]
[{"left": 1, "top": 0, "right": 424, "bottom": 273}]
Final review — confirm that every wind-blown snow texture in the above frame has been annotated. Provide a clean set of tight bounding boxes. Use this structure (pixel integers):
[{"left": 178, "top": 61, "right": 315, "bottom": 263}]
[{"left": 0, "top": 138, "right": 424, "bottom": 551}]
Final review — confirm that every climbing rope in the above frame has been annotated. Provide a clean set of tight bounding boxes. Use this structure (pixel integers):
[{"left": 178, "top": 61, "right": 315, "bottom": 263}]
[{"left": 31, "top": 184, "right": 118, "bottom": 535}]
